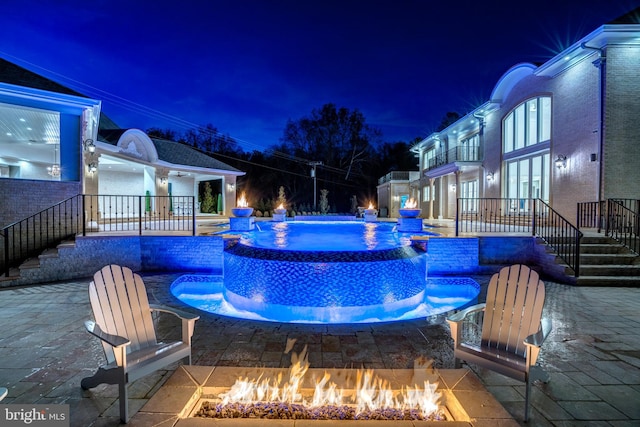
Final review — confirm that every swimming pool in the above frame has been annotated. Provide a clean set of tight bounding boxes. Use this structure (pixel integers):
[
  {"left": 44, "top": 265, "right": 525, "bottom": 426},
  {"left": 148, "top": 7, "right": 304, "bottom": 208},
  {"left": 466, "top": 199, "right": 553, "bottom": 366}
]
[
  {"left": 171, "top": 274, "right": 480, "bottom": 324},
  {"left": 170, "top": 220, "right": 479, "bottom": 324}
]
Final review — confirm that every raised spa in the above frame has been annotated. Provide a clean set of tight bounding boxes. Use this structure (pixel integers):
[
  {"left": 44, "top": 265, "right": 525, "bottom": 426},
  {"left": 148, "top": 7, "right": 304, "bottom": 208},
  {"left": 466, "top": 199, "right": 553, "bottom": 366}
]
[{"left": 171, "top": 221, "right": 479, "bottom": 323}]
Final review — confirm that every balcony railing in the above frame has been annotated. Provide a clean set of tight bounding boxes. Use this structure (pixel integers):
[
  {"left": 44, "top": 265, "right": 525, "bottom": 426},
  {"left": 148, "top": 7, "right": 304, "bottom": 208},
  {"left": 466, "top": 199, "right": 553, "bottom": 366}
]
[
  {"left": 426, "top": 145, "right": 481, "bottom": 171},
  {"left": 378, "top": 171, "right": 420, "bottom": 185}
]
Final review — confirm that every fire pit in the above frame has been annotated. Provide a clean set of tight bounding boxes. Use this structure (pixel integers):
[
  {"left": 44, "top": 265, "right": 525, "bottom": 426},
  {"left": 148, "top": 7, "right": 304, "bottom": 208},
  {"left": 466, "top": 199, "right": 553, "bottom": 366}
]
[{"left": 134, "top": 355, "right": 516, "bottom": 425}]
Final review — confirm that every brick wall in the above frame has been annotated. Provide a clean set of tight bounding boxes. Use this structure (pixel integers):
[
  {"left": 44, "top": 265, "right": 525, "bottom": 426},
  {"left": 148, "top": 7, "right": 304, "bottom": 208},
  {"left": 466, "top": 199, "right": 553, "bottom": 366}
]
[
  {"left": 0, "top": 179, "right": 81, "bottom": 227},
  {"left": 2, "top": 234, "right": 554, "bottom": 287}
]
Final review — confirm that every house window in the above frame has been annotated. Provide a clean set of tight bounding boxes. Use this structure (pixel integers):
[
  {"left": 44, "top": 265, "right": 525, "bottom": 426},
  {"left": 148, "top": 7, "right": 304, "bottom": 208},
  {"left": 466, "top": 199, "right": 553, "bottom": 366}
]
[
  {"left": 458, "top": 134, "right": 479, "bottom": 161},
  {"left": 461, "top": 179, "right": 478, "bottom": 211},
  {"left": 0, "top": 102, "right": 62, "bottom": 181},
  {"left": 422, "top": 184, "right": 430, "bottom": 202},
  {"left": 503, "top": 97, "right": 551, "bottom": 153},
  {"left": 505, "top": 153, "right": 550, "bottom": 209}
]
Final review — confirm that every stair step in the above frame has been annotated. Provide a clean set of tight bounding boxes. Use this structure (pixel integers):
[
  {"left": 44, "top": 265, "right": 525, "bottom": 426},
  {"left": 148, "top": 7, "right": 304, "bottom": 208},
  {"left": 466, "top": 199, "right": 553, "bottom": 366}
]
[
  {"left": 39, "top": 248, "right": 59, "bottom": 259},
  {"left": 580, "top": 243, "right": 628, "bottom": 254},
  {"left": 580, "top": 253, "right": 639, "bottom": 265},
  {"left": 578, "top": 265, "right": 640, "bottom": 276},
  {"left": 57, "top": 240, "right": 76, "bottom": 249},
  {"left": 19, "top": 258, "right": 41, "bottom": 269},
  {"left": 576, "top": 275, "right": 640, "bottom": 286}
]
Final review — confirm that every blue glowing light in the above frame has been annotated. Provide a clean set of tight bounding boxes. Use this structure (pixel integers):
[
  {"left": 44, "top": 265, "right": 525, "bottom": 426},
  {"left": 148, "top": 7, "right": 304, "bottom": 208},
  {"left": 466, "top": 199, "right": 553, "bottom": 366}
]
[{"left": 170, "top": 220, "right": 479, "bottom": 324}]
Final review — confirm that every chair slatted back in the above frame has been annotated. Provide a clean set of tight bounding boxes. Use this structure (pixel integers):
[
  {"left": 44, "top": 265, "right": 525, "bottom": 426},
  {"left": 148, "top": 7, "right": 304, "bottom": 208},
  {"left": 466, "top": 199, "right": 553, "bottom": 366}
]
[
  {"left": 481, "top": 265, "right": 545, "bottom": 357},
  {"left": 89, "top": 265, "right": 157, "bottom": 365}
]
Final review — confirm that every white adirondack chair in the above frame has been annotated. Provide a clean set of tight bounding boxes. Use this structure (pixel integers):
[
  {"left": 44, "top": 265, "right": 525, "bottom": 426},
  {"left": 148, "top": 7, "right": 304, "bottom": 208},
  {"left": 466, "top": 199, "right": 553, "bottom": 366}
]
[
  {"left": 447, "top": 264, "right": 551, "bottom": 422},
  {"left": 81, "top": 265, "right": 199, "bottom": 423}
]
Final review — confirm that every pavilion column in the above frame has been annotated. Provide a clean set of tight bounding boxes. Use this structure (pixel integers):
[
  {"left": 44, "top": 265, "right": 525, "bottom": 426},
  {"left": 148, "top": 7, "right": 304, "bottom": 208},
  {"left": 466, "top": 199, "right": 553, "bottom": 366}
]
[{"left": 428, "top": 178, "right": 434, "bottom": 220}]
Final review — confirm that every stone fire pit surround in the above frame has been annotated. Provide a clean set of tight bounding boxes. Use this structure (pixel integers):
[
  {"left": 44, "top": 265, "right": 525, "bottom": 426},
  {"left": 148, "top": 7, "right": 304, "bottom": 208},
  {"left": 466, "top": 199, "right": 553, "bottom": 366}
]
[{"left": 132, "top": 365, "right": 518, "bottom": 426}]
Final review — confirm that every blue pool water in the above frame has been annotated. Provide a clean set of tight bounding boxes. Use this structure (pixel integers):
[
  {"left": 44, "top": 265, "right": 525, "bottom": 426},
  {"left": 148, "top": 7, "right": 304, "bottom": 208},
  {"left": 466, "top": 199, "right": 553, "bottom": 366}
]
[
  {"left": 240, "top": 221, "right": 438, "bottom": 251},
  {"left": 170, "top": 220, "right": 479, "bottom": 324},
  {"left": 171, "top": 274, "right": 480, "bottom": 324}
]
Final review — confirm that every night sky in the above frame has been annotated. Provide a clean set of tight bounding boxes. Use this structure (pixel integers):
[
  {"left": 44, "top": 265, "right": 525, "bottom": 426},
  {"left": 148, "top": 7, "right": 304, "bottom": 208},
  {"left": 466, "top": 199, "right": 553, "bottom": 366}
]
[{"left": 1, "top": 0, "right": 636, "bottom": 152}]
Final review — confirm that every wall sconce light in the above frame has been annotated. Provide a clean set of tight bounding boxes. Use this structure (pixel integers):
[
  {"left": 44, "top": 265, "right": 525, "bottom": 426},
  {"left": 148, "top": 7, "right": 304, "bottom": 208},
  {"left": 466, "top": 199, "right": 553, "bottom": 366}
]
[
  {"left": 450, "top": 184, "right": 457, "bottom": 192},
  {"left": 555, "top": 155, "right": 567, "bottom": 169},
  {"left": 160, "top": 177, "right": 168, "bottom": 184},
  {"left": 486, "top": 172, "right": 494, "bottom": 181},
  {"left": 88, "top": 162, "right": 98, "bottom": 173},
  {"left": 226, "top": 183, "right": 235, "bottom": 192},
  {"left": 84, "top": 139, "right": 96, "bottom": 153}
]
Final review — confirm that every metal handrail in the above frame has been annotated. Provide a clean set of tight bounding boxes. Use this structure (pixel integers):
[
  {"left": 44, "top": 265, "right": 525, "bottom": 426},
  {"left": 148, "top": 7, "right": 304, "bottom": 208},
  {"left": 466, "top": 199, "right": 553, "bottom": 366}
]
[
  {"left": 2, "top": 194, "right": 196, "bottom": 277},
  {"left": 534, "top": 199, "right": 583, "bottom": 276},
  {"left": 456, "top": 197, "right": 582, "bottom": 276},
  {"left": 605, "top": 199, "right": 640, "bottom": 255},
  {"left": 1, "top": 195, "right": 83, "bottom": 277}
]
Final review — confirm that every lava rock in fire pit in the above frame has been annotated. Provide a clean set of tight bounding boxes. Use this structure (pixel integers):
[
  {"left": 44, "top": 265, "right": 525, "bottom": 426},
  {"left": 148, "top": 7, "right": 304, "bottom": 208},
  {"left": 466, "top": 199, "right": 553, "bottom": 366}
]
[{"left": 195, "top": 401, "right": 446, "bottom": 421}]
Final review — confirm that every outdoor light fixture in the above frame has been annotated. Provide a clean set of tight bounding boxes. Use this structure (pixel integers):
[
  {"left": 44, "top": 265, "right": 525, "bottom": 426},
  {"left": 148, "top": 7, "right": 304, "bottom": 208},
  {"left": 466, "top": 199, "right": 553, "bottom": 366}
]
[
  {"left": 88, "top": 162, "right": 98, "bottom": 173},
  {"left": 487, "top": 172, "right": 494, "bottom": 181},
  {"left": 160, "top": 177, "right": 168, "bottom": 184},
  {"left": 84, "top": 139, "right": 96, "bottom": 153},
  {"left": 450, "top": 184, "right": 457, "bottom": 192},
  {"left": 555, "top": 154, "right": 567, "bottom": 169}
]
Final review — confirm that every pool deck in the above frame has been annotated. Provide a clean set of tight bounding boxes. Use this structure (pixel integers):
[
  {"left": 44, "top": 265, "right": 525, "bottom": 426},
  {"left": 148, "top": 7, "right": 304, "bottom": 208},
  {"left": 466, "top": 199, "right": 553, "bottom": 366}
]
[{"left": 1, "top": 271, "right": 639, "bottom": 426}]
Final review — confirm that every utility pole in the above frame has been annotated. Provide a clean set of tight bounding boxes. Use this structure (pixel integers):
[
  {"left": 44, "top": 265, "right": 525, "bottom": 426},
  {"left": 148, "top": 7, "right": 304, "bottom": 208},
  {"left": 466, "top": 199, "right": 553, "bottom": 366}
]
[{"left": 308, "top": 161, "right": 323, "bottom": 211}]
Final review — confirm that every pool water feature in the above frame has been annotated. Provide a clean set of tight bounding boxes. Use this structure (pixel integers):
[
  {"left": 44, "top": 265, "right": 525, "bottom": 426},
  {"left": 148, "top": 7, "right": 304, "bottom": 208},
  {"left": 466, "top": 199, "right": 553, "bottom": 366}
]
[{"left": 171, "top": 221, "right": 479, "bottom": 324}]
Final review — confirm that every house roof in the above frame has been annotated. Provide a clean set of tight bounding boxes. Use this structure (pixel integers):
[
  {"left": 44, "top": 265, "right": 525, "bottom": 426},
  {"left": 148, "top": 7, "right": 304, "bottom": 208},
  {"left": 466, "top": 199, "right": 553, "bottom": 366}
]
[
  {"left": 99, "top": 128, "right": 242, "bottom": 173},
  {"left": 152, "top": 137, "right": 243, "bottom": 173},
  {"left": 0, "top": 58, "right": 86, "bottom": 97}
]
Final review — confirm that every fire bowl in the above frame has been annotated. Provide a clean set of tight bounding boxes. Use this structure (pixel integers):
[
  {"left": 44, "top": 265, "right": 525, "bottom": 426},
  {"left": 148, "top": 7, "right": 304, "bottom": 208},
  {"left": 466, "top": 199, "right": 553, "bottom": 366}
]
[
  {"left": 399, "top": 208, "right": 422, "bottom": 218},
  {"left": 231, "top": 207, "right": 254, "bottom": 217}
]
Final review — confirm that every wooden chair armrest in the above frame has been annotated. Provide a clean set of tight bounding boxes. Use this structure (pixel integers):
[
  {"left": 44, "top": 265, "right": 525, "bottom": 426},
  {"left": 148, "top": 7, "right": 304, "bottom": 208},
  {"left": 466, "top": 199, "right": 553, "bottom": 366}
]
[
  {"left": 524, "top": 317, "right": 552, "bottom": 348},
  {"left": 149, "top": 304, "right": 200, "bottom": 321},
  {"left": 447, "top": 303, "right": 486, "bottom": 324},
  {"left": 84, "top": 320, "right": 130, "bottom": 348}
]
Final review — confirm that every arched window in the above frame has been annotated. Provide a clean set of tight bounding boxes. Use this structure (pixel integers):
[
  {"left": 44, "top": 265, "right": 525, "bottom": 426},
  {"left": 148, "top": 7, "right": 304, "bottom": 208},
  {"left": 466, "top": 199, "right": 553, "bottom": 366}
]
[
  {"left": 503, "top": 97, "right": 551, "bottom": 153},
  {"left": 502, "top": 97, "right": 552, "bottom": 205}
]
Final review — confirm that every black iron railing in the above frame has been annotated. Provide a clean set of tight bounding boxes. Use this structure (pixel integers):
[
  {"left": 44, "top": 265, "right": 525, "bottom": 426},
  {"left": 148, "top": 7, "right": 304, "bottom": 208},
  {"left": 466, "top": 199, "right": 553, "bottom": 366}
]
[
  {"left": 83, "top": 194, "right": 196, "bottom": 234},
  {"left": 456, "top": 198, "right": 582, "bottom": 276},
  {"left": 2, "top": 194, "right": 196, "bottom": 277},
  {"left": 1, "top": 195, "right": 84, "bottom": 277},
  {"left": 533, "top": 199, "right": 582, "bottom": 276},
  {"left": 456, "top": 197, "right": 535, "bottom": 234},
  {"left": 577, "top": 200, "right": 605, "bottom": 232},
  {"left": 606, "top": 199, "right": 640, "bottom": 255}
]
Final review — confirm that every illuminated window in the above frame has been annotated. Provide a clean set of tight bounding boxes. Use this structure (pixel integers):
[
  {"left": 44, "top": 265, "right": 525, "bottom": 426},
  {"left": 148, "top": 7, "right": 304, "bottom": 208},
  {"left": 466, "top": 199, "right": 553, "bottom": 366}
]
[
  {"left": 505, "top": 153, "right": 550, "bottom": 208},
  {"left": 0, "top": 103, "right": 61, "bottom": 181},
  {"left": 422, "top": 184, "right": 430, "bottom": 202},
  {"left": 503, "top": 97, "right": 551, "bottom": 153}
]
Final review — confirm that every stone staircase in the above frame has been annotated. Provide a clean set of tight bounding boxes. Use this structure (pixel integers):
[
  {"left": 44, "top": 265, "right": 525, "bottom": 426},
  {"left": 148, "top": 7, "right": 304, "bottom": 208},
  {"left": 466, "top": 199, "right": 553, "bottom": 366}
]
[
  {"left": 575, "top": 233, "right": 640, "bottom": 286},
  {"left": 0, "top": 240, "right": 77, "bottom": 285}
]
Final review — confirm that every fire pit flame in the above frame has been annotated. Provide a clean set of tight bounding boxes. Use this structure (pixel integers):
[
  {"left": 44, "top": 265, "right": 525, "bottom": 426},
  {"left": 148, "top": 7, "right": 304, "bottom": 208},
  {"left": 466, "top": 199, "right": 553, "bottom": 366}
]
[{"left": 215, "top": 345, "right": 442, "bottom": 420}]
